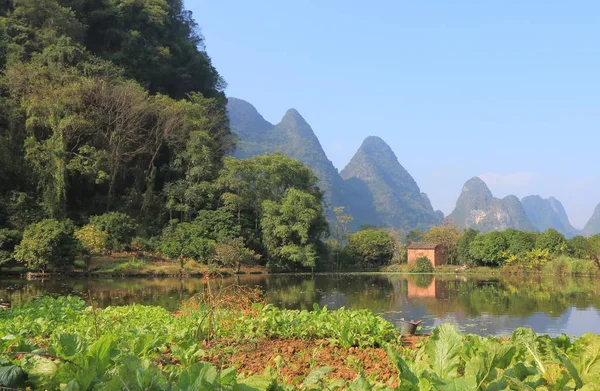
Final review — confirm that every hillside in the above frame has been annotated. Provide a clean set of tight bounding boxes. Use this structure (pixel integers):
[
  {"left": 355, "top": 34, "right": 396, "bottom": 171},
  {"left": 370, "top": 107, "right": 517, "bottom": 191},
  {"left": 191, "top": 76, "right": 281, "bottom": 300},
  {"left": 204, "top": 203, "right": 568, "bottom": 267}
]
[
  {"left": 583, "top": 204, "right": 600, "bottom": 237},
  {"left": 227, "top": 98, "right": 347, "bottom": 220},
  {"left": 521, "top": 196, "right": 580, "bottom": 238},
  {"left": 340, "top": 136, "right": 442, "bottom": 230},
  {"left": 448, "top": 177, "right": 535, "bottom": 232}
]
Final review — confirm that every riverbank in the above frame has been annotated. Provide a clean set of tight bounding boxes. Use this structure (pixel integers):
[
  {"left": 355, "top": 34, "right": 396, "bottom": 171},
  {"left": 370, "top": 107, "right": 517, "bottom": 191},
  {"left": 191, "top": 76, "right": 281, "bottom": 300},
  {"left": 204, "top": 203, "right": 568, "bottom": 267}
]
[
  {"left": 1, "top": 295, "right": 599, "bottom": 389},
  {"left": 3, "top": 252, "right": 599, "bottom": 279}
]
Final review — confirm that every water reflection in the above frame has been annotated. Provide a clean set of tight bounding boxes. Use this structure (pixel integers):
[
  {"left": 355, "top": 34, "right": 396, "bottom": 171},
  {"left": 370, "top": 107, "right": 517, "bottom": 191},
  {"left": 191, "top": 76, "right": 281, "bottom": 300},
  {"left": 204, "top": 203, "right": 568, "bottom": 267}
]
[{"left": 1, "top": 274, "right": 600, "bottom": 336}]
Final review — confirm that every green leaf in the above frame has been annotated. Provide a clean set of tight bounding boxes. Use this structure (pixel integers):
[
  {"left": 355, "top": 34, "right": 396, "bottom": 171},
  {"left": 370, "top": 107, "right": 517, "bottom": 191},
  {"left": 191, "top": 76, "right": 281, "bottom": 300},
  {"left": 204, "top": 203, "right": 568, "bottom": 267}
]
[
  {"left": 348, "top": 373, "right": 372, "bottom": 391},
  {"left": 0, "top": 365, "right": 27, "bottom": 388},
  {"left": 385, "top": 345, "right": 419, "bottom": 390},
  {"left": 218, "top": 367, "right": 237, "bottom": 387},
  {"left": 87, "top": 335, "right": 117, "bottom": 375},
  {"left": 54, "top": 333, "right": 85, "bottom": 360},
  {"left": 301, "top": 366, "right": 334, "bottom": 387},
  {"left": 436, "top": 376, "right": 478, "bottom": 391},
  {"left": 568, "top": 333, "right": 600, "bottom": 383},
  {"left": 236, "top": 374, "right": 276, "bottom": 391},
  {"left": 424, "top": 323, "right": 464, "bottom": 379}
]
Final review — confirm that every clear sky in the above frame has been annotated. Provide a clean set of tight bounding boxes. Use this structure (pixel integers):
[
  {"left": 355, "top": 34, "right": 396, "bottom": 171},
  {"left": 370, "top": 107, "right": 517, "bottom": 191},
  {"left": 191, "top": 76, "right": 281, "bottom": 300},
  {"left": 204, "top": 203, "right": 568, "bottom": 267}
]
[{"left": 189, "top": 1, "right": 600, "bottom": 228}]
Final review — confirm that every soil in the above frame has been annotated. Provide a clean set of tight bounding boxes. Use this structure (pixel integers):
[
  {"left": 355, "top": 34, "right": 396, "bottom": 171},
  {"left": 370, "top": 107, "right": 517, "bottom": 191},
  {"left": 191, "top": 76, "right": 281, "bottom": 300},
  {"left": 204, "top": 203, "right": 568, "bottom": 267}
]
[{"left": 202, "top": 334, "right": 429, "bottom": 386}]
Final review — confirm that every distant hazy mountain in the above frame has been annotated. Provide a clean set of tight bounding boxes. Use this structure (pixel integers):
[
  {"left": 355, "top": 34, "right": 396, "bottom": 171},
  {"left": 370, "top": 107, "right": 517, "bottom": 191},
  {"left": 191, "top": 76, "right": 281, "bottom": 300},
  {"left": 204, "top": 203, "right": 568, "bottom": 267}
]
[
  {"left": 521, "top": 195, "right": 580, "bottom": 238},
  {"left": 583, "top": 204, "right": 600, "bottom": 237},
  {"left": 448, "top": 177, "right": 535, "bottom": 232},
  {"left": 340, "top": 136, "right": 443, "bottom": 230},
  {"left": 227, "top": 98, "right": 346, "bottom": 219}
]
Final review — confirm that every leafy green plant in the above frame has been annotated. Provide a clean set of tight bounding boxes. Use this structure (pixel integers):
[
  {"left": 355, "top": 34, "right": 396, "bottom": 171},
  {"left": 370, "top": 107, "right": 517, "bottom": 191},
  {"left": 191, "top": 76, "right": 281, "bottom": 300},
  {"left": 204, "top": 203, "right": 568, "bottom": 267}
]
[
  {"left": 74, "top": 225, "right": 109, "bottom": 255},
  {"left": 13, "top": 219, "right": 82, "bottom": 271},
  {"left": 89, "top": 212, "right": 137, "bottom": 252},
  {"left": 412, "top": 256, "right": 434, "bottom": 273}
]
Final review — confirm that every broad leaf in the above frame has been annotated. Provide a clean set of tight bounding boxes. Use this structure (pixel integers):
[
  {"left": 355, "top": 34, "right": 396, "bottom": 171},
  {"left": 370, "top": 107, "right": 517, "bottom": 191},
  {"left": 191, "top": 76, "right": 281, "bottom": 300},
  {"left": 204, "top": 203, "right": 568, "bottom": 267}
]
[
  {"left": 0, "top": 365, "right": 27, "bottom": 388},
  {"left": 424, "top": 323, "right": 464, "bottom": 379}
]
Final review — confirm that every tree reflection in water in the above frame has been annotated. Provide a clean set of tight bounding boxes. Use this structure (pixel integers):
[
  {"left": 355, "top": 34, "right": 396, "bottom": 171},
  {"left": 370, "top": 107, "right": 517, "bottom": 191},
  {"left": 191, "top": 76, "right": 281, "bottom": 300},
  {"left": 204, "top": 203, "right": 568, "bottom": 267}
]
[{"left": 1, "top": 273, "right": 600, "bottom": 335}]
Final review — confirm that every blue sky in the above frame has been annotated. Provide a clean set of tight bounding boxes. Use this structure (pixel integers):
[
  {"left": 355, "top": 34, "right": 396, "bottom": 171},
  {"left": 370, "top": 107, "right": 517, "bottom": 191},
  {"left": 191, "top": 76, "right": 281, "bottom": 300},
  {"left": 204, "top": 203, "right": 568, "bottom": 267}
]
[{"left": 189, "top": 1, "right": 600, "bottom": 228}]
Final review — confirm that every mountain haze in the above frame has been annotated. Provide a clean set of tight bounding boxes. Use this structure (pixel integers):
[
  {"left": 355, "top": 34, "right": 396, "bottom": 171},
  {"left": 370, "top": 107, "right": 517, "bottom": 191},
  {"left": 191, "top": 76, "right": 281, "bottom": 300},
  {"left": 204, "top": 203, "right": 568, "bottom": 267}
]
[
  {"left": 340, "top": 136, "right": 442, "bottom": 230},
  {"left": 583, "top": 204, "right": 600, "bottom": 237},
  {"left": 448, "top": 177, "right": 535, "bottom": 232},
  {"left": 521, "top": 195, "right": 580, "bottom": 238}
]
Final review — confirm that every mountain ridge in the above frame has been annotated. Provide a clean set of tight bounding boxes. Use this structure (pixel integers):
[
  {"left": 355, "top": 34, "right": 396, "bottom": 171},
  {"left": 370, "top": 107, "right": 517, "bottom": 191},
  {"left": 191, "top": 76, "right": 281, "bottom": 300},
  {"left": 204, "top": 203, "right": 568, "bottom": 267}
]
[{"left": 448, "top": 177, "right": 535, "bottom": 232}]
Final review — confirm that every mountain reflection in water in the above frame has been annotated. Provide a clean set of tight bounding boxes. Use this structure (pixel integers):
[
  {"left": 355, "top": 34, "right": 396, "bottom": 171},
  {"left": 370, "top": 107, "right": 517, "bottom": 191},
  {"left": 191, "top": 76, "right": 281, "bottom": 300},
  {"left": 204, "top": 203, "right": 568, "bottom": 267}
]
[{"left": 1, "top": 274, "right": 599, "bottom": 336}]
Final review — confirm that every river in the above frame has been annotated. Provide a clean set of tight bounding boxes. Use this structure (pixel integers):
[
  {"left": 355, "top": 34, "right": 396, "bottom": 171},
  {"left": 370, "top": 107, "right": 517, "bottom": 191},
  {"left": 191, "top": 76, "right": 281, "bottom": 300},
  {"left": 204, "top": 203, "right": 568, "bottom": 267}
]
[{"left": 1, "top": 273, "right": 599, "bottom": 336}]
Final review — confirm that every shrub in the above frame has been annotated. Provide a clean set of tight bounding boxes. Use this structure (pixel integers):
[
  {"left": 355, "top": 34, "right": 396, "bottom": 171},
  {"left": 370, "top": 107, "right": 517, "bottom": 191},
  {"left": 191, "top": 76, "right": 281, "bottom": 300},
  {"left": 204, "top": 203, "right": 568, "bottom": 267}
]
[
  {"left": 412, "top": 256, "right": 434, "bottom": 273},
  {"left": 505, "top": 248, "right": 554, "bottom": 273},
  {"left": 89, "top": 212, "right": 137, "bottom": 252},
  {"left": 0, "top": 228, "right": 21, "bottom": 268},
  {"left": 75, "top": 225, "right": 109, "bottom": 255},
  {"left": 13, "top": 219, "right": 82, "bottom": 271}
]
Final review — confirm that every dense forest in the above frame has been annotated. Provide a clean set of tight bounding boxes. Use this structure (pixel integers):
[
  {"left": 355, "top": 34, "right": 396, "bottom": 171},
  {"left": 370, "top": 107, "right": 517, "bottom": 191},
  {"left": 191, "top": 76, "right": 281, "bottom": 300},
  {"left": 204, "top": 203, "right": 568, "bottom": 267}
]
[{"left": 0, "top": 0, "right": 329, "bottom": 272}]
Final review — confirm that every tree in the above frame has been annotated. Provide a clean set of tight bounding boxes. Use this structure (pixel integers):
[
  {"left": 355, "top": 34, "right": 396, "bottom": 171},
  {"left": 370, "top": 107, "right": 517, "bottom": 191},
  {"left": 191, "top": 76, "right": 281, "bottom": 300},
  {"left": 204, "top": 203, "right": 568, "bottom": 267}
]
[
  {"left": 159, "top": 222, "right": 215, "bottom": 268},
  {"left": 468, "top": 231, "right": 509, "bottom": 267},
  {"left": 13, "top": 219, "right": 82, "bottom": 271},
  {"left": 457, "top": 228, "right": 479, "bottom": 265},
  {"left": 332, "top": 206, "right": 353, "bottom": 271},
  {"left": 347, "top": 230, "right": 395, "bottom": 268},
  {"left": 0, "top": 228, "right": 20, "bottom": 270},
  {"left": 424, "top": 225, "right": 462, "bottom": 265},
  {"left": 89, "top": 212, "right": 137, "bottom": 252},
  {"left": 405, "top": 229, "right": 424, "bottom": 244},
  {"left": 260, "top": 188, "right": 328, "bottom": 271},
  {"left": 213, "top": 237, "right": 260, "bottom": 273},
  {"left": 536, "top": 229, "right": 567, "bottom": 255},
  {"left": 568, "top": 235, "right": 590, "bottom": 259},
  {"left": 503, "top": 229, "right": 537, "bottom": 257}
]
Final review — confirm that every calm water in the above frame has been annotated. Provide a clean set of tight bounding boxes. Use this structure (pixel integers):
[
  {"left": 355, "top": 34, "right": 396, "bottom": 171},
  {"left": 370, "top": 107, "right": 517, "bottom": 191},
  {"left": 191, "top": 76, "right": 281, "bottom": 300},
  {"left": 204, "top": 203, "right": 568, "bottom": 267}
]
[{"left": 1, "top": 274, "right": 599, "bottom": 336}]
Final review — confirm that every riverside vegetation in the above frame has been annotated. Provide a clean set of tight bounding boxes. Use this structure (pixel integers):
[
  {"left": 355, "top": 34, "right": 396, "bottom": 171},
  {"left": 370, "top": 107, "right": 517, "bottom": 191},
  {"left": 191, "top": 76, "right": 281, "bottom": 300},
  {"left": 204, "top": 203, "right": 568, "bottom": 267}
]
[{"left": 1, "top": 290, "right": 600, "bottom": 390}]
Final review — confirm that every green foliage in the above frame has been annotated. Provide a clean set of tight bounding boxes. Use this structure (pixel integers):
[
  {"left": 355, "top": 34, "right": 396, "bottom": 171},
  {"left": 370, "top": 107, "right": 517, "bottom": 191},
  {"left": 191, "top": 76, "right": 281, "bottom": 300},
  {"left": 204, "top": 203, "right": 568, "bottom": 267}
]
[
  {"left": 424, "top": 224, "right": 462, "bottom": 265},
  {"left": 458, "top": 227, "right": 479, "bottom": 265},
  {"left": 0, "top": 228, "right": 20, "bottom": 267},
  {"left": 347, "top": 229, "right": 395, "bottom": 268},
  {"left": 568, "top": 235, "right": 590, "bottom": 259},
  {"left": 3, "top": 297, "right": 600, "bottom": 389},
  {"left": 261, "top": 188, "right": 328, "bottom": 270},
  {"left": 506, "top": 248, "right": 554, "bottom": 273},
  {"left": 468, "top": 231, "right": 509, "bottom": 267},
  {"left": 13, "top": 219, "right": 82, "bottom": 271},
  {"left": 213, "top": 237, "right": 260, "bottom": 273},
  {"left": 412, "top": 256, "right": 434, "bottom": 273},
  {"left": 536, "top": 228, "right": 568, "bottom": 255},
  {"left": 503, "top": 228, "right": 537, "bottom": 257},
  {"left": 159, "top": 222, "right": 215, "bottom": 266},
  {"left": 74, "top": 225, "right": 109, "bottom": 255},
  {"left": 88, "top": 212, "right": 136, "bottom": 252}
]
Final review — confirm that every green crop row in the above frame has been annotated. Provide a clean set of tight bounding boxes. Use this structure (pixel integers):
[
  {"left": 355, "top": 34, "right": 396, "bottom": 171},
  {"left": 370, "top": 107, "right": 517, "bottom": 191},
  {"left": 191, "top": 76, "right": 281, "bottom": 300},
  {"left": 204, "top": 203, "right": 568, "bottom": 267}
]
[{"left": 0, "top": 297, "right": 599, "bottom": 390}]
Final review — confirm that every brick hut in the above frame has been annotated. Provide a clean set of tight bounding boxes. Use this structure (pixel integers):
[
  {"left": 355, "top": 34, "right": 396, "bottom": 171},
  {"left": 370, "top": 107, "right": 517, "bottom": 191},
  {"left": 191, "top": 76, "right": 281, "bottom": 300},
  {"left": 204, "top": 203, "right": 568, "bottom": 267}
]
[{"left": 407, "top": 242, "right": 447, "bottom": 267}]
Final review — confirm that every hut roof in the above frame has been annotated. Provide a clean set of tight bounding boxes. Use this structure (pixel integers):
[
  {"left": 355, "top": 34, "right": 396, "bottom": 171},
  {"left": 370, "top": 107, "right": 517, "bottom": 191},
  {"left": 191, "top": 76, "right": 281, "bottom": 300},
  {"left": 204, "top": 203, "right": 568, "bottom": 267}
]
[{"left": 407, "top": 242, "right": 439, "bottom": 250}]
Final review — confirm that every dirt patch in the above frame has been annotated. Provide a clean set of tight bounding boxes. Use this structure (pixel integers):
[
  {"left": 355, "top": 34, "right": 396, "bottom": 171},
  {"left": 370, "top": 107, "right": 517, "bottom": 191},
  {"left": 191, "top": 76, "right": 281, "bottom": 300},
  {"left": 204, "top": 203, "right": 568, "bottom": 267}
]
[{"left": 202, "top": 335, "right": 429, "bottom": 385}]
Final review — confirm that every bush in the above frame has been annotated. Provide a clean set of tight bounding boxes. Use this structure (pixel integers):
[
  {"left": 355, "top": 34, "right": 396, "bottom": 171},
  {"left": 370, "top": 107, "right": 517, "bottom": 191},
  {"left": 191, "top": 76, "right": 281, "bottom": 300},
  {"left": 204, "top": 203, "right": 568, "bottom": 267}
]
[
  {"left": 468, "top": 231, "right": 508, "bottom": 267},
  {"left": 13, "top": 219, "right": 82, "bottom": 271},
  {"left": 505, "top": 248, "right": 553, "bottom": 273},
  {"left": 89, "top": 212, "right": 137, "bottom": 252},
  {"left": 75, "top": 225, "right": 109, "bottom": 255},
  {"left": 412, "top": 256, "right": 434, "bottom": 273},
  {"left": 567, "top": 235, "right": 590, "bottom": 259}
]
